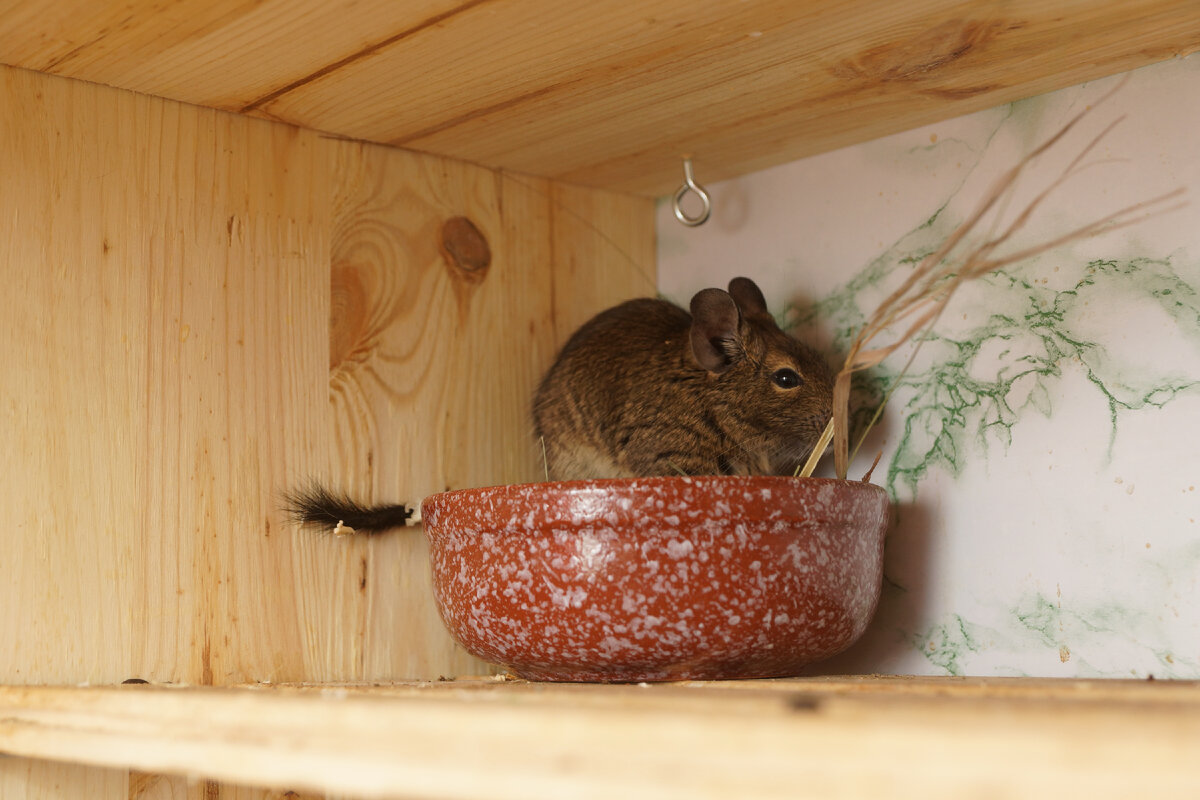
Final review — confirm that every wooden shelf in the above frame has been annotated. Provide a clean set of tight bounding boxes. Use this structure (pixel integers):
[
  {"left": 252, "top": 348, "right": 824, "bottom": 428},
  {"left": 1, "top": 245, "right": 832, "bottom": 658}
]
[
  {"left": 3, "top": 1, "right": 1200, "bottom": 195},
  {"left": 2, "top": 677, "right": 1199, "bottom": 799}
]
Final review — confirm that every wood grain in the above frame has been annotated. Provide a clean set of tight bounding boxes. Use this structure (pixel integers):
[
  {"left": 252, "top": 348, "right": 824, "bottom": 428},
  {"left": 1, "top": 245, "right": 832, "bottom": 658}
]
[
  {"left": 0, "top": 62, "right": 653, "bottom": 797},
  {"left": 0, "top": 0, "right": 465, "bottom": 111},
  {"left": 0, "top": 759, "right": 128, "bottom": 800},
  {"left": 3, "top": 0, "right": 1199, "bottom": 195},
  {"left": 543, "top": 180, "right": 657, "bottom": 344},
  {"left": 0, "top": 64, "right": 327, "bottom": 687},
  {"left": 298, "top": 147, "right": 654, "bottom": 683},
  {"left": 2, "top": 679, "right": 1199, "bottom": 799},
  {"left": 0, "top": 59, "right": 651, "bottom": 686}
]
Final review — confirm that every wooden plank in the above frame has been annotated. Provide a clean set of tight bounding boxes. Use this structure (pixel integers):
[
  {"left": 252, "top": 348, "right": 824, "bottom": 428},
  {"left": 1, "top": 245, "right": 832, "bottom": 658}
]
[
  {"left": 299, "top": 149, "right": 654, "bottom": 682},
  {"left": 0, "top": 62, "right": 329, "bottom": 688},
  {"left": 0, "top": 759, "right": 129, "bottom": 800},
  {"left": 2, "top": 0, "right": 1199, "bottom": 195},
  {"left": 0, "top": 63, "right": 654, "bottom": 799},
  {"left": 0, "top": 63, "right": 339, "bottom": 800},
  {"left": 0, "top": 61, "right": 652, "bottom": 691},
  {"left": 1, "top": 679, "right": 1200, "bottom": 799},
  {"left": 0, "top": 0, "right": 464, "bottom": 111},
  {"left": 545, "top": 180, "right": 657, "bottom": 345}
]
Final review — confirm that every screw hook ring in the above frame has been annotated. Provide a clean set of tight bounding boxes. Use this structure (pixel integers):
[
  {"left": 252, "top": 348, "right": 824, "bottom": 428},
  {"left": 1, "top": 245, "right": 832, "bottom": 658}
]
[{"left": 672, "top": 157, "right": 711, "bottom": 227}]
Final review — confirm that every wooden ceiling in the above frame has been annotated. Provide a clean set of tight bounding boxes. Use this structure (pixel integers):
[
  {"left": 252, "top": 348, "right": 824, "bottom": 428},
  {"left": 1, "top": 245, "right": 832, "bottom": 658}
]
[{"left": 3, "top": 0, "right": 1200, "bottom": 196}]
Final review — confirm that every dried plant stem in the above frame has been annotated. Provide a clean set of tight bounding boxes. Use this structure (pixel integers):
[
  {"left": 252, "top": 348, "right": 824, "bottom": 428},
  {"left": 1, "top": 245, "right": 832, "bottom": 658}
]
[
  {"left": 796, "top": 418, "right": 835, "bottom": 478},
  {"left": 812, "top": 79, "right": 1186, "bottom": 481},
  {"left": 861, "top": 450, "right": 883, "bottom": 483},
  {"left": 847, "top": 310, "right": 942, "bottom": 468}
]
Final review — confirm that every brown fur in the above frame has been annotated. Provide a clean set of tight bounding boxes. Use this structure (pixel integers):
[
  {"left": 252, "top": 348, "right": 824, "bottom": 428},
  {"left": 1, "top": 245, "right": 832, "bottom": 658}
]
[{"left": 533, "top": 278, "right": 834, "bottom": 480}]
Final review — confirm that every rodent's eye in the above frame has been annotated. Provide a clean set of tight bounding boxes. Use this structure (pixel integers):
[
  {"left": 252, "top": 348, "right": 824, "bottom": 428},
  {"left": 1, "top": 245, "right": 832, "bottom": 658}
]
[{"left": 771, "top": 368, "right": 803, "bottom": 389}]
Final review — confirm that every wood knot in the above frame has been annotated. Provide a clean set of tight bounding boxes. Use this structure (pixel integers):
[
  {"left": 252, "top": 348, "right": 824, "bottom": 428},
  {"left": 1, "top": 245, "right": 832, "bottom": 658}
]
[
  {"left": 330, "top": 263, "right": 371, "bottom": 371},
  {"left": 832, "top": 18, "right": 1013, "bottom": 89},
  {"left": 440, "top": 216, "right": 491, "bottom": 283}
]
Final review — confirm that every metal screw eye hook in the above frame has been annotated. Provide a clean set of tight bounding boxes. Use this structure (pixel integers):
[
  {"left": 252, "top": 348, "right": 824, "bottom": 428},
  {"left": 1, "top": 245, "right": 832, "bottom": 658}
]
[{"left": 672, "top": 158, "right": 711, "bottom": 227}]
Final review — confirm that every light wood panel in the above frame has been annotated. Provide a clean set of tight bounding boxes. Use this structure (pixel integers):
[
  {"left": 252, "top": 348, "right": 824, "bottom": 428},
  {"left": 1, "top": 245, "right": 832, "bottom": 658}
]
[
  {"left": 298, "top": 148, "right": 653, "bottom": 683},
  {"left": 0, "top": 0, "right": 464, "bottom": 109},
  {"left": 545, "top": 180, "right": 657, "bottom": 344},
  {"left": 2, "top": 0, "right": 1199, "bottom": 196},
  {"left": 0, "top": 59, "right": 651, "bottom": 687},
  {"left": 2, "top": 678, "right": 1199, "bottom": 799},
  {"left": 0, "top": 759, "right": 128, "bottom": 800},
  {"left": 0, "top": 62, "right": 653, "bottom": 797},
  {"left": 0, "top": 63, "right": 329, "bottom": 687}
]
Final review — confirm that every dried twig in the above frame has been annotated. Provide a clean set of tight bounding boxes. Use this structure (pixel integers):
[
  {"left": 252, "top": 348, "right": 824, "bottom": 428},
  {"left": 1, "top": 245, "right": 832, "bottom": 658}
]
[{"left": 799, "top": 81, "right": 1187, "bottom": 480}]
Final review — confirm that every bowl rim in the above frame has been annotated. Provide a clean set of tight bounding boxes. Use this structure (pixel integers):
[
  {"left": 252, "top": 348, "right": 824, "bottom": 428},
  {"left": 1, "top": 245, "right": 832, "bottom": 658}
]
[{"left": 421, "top": 474, "right": 889, "bottom": 528}]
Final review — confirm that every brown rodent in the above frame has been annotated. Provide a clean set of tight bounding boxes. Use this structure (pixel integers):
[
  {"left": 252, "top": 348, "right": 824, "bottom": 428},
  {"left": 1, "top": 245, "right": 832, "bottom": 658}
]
[
  {"left": 533, "top": 277, "right": 834, "bottom": 480},
  {"left": 285, "top": 277, "right": 832, "bottom": 532}
]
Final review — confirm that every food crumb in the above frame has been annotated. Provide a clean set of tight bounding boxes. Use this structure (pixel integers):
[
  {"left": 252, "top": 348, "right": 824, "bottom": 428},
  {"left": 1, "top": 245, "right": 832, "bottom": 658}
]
[{"left": 1059, "top": 646, "right": 1070, "bottom": 663}]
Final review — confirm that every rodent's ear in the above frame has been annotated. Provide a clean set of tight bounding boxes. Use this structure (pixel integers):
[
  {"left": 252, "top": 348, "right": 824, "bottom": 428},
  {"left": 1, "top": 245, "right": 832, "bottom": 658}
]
[
  {"left": 689, "top": 288, "right": 742, "bottom": 373},
  {"left": 728, "top": 277, "right": 769, "bottom": 318}
]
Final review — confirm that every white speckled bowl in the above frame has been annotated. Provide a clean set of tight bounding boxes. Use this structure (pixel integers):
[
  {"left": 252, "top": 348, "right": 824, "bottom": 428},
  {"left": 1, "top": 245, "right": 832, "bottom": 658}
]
[{"left": 421, "top": 476, "right": 889, "bottom": 682}]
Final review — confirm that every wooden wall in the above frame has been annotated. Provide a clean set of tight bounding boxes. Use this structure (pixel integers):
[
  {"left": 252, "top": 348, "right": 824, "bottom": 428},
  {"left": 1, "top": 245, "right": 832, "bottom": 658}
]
[{"left": 0, "top": 63, "right": 654, "bottom": 797}]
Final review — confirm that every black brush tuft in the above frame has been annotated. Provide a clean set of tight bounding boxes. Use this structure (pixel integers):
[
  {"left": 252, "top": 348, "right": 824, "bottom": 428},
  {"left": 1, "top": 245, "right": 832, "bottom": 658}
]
[{"left": 282, "top": 484, "right": 414, "bottom": 533}]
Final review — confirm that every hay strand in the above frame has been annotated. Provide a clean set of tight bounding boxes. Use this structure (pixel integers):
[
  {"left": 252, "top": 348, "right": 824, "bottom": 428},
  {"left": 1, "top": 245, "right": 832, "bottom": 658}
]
[{"left": 797, "top": 80, "right": 1186, "bottom": 481}]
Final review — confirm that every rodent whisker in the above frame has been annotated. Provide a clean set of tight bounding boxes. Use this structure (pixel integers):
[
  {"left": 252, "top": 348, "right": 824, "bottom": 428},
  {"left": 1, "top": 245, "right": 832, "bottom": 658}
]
[{"left": 712, "top": 430, "right": 813, "bottom": 476}]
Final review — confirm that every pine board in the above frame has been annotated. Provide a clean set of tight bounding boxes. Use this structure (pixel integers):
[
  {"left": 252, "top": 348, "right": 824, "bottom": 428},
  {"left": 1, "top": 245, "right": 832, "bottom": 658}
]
[
  {"left": 1, "top": 677, "right": 1198, "bottom": 799},
  {"left": 0, "top": 62, "right": 653, "bottom": 798},
  {"left": 2, "top": 0, "right": 1199, "bottom": 195}
]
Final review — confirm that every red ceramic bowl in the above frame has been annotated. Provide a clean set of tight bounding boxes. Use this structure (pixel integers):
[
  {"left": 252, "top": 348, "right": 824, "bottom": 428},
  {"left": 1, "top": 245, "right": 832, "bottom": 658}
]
[{"left": 421, "top": 476, "right": 888, "bottom": 682}]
